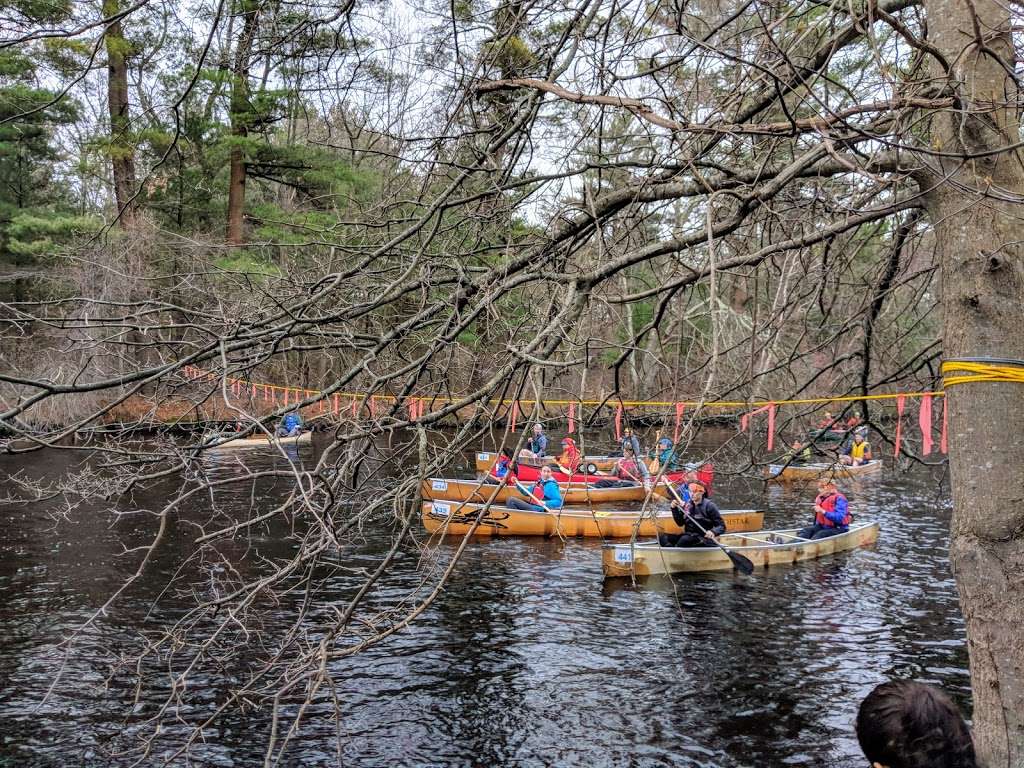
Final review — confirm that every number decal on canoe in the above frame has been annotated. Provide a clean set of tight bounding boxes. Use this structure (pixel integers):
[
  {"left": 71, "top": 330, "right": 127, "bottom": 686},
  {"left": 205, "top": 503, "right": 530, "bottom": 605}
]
[
  {"left": 614, "top": 548, "right": 633, "bottom": 563},
  {"left": 431, "top": 502, "right": 451, "bottom": 517},
  {"left": 431, "top": 479, "right": 448, "bottom": 491},
  {"left": 477, "top": 452, "right": 491, "bottom": 461}
]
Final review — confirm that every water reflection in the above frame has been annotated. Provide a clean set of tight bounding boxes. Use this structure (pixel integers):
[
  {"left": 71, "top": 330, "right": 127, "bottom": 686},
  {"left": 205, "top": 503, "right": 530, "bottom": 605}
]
[{"left": 0, "top": 436, "right": 965, "bottom": 767}]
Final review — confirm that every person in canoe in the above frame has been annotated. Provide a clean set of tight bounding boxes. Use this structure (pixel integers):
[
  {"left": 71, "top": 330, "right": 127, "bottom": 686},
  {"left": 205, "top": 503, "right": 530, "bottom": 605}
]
[
  {"left": 649, "top": 436, "right": 680, "bottom": 474},
  {"left": 275, "top": 410, "right": 303, "bottom": 437},
  {"left": 520, "top": 423, "right": 548, "bottom": 459},
  {"left": 553, "top": 437, "right": 581, "bottom": 473},
  {"left": 845, "top": 411, "right": 863, "bottom": 430},
  {"left": 797, "top": 478, "right": 851, "bottom": 539},
  {"left": 658, "top": 481, "right": 725, "bottom": 547},
  {"left": 485, "top": 452, "right": 515, "bottom": 484},
  {"left": 782, "top": 439, "right": 812, "bottom": 465},
  {"left": 620, "top": 425, "right": 644, "bottom": 460},
  {"left": 840, "top": 427, "right": 872, "bottom": 466},
  {"left": 507, "top": 465, "right": 563, "bottom": 512},
  {"left": 595, "top": 441, "right": 650, "bottom": 488},
  {"left": 816, "top": 411, "right": 836, "bottom": 429}
]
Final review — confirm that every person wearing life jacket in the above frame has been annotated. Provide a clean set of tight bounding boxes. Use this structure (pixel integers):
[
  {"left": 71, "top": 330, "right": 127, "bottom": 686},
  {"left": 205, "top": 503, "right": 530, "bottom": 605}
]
[
  {"left": 520, "top": 423, "right": 548, "bottom": 459},
  {"left": 595, "top": 442, "right": 648, "bottom": 488},
  {"left": 783, "top": 440, "right": 812, "bottom": 465},
  {"left": 845, "top": 411, "right": 863, "bottom": 430},
  {"left": 485, "top": 453, "right": 515, "bottom": 485},
  {"left": 649, "top": 436, "right": 680, "bottom": 474},
  {"left": 276, "top": 410, "right": 303, "bottom": 437},
  {"left": 658, "top": 482, "right": 725, "bottom": 547},
  {"left": 507, "top": 465, "right": 563, "bottom": 512},
  {"left": 840, "top": 428, "right": 872, "bottom": 466},
  {"left": 798, "top": 478, "right": 851, "bottom": 539},
  {"left": 555, "top": 437, "right": 580, "bottom": 473},
  {"left": 816, "top": 411, "right": 836, "bottom": 429}
]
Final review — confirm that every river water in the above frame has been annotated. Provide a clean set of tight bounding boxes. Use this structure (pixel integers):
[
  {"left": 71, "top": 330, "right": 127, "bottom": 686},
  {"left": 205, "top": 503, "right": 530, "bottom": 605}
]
[{"left": 0, "top": 431, "right": 966, "bottom": 767}]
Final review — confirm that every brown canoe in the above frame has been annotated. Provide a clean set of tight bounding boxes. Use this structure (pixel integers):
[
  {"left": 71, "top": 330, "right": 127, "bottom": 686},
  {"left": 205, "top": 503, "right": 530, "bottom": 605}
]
[
  {"left": 421, "top": 500, "right": 765, "bottom": 538},
  {"left": 422, "top": 477, "right": 666, "bottom": 505}
]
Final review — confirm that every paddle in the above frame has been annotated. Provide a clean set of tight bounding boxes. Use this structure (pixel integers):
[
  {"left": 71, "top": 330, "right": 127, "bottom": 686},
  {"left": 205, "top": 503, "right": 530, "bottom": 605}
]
[
  {"left": 512, "top": 478, "right": 555, "bottom": 514},
  {"left": 662, "top": 479, "right": 755, "bottom": 575}
]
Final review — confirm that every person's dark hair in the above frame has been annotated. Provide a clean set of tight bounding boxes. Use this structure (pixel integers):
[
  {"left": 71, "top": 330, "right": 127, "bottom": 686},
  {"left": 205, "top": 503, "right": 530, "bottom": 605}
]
[{"left": 856, "top": 680, "right": 976, "bottom": 768}]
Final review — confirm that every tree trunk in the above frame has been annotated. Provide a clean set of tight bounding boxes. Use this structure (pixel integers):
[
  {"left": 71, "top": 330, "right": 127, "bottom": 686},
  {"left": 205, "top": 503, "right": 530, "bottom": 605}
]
[
  {"left": 226, "top": 1, "right": 261, "bottom": 246},
  {"left": 924, "top": 0, "right": 1024, "bottom": 762},
  {"left": 103, "top": 0, "right": 137, "bottom": 226}
]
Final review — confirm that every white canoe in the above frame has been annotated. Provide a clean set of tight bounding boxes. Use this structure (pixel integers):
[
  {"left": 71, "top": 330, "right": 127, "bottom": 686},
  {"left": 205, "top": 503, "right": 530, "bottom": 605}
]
[
  {"left": 207, "top": 432, "right": 312, "bottom": 450},
  {"left": 602, "top": 521, "right": 880, "bottom": 577}
]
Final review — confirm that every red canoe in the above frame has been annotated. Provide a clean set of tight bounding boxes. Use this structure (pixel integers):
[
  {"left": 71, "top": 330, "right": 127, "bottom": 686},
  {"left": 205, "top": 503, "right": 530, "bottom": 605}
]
[{"left": 509, "top": 461, "right": 715, "bottom": 490}]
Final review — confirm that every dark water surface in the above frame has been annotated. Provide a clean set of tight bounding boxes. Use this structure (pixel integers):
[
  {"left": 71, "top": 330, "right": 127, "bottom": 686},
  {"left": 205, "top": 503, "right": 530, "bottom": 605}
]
[{"left": 0, "top": 433, "right": 966, "bottom": 767}]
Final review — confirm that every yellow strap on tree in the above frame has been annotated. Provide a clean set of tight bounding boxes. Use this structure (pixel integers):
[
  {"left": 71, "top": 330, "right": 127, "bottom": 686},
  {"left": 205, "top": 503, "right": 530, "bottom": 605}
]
[{"left": 941, "top": 359, "right": 1024, "bottom": 388}]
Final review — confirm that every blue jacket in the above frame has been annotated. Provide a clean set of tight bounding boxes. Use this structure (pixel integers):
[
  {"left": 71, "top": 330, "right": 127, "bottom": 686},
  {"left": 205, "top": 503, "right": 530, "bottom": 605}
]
[
  {"left": 527, "top": 434, "right": 548, "bottom": 456},
  {"left": 282, "top": 413, "right": 302, "bottom": 431},
  {"left": 532, "top": 478, "right": 562, "bottom": 508},
  {"left": 494, "top": 456, "right": 512, "bottom": 478}
]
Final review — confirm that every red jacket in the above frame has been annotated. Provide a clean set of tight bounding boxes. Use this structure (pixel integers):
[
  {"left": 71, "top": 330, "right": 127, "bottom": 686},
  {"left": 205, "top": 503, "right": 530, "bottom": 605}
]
[{"left": 814, "top": 491, "right": 851, "bottom": 528}]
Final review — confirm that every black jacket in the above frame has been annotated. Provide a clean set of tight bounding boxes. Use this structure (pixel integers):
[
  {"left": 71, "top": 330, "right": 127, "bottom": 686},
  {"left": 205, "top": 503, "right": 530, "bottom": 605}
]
[{"left": 671, "top": 497, "right": 726, "bottom": 537}]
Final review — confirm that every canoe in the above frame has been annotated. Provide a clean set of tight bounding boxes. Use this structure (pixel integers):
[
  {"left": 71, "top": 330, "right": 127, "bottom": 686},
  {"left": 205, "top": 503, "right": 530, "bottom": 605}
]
[
  {"left": 474, "top": 451, "right": 619, "bottom": 474},
  {"left": 764, "top": 459, "right": 882, "bottom": 482},
  {"left": 207, "top": 432, "right": 312, "bottom": 450},
  {"left": 602, "top": 521, "right": 880, "bottom": 577},
  {"left": 421, "top": 500, "right": 765, "bottom": 538},
  {"left": 513, "top": 461, "right": 715, "bottom": 488},
  {"left": 422, "top": 477, "right": 660, "bottom": 505}
]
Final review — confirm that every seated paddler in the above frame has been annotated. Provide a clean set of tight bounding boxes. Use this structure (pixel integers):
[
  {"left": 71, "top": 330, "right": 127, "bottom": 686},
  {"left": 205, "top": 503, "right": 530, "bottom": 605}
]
[
  {"left": 507, "top": 465, "right": 563, "bottom": 512},
  {"left": 555, "top": 437, "right": 581, "bottom": 473},
  {"left": 649, "top": 435, "right": 680, "bottom": 474},
  {"left": 276, "top": 410, "right": 303, "bottom": 437},
  {"left": 840, "top": 427, "right": 872, "bottom": 466},
  {"left": 782, "top": 439, "right": 812, "bottom": 465},
  {"left": 519, "top": 422, "right": 548, "bottom": 459},
  {"left": 797, "top": 479, "right": 850, "bottom": 540},
  {"left": 595, "top": 441, "right": 647, "bottom": 488},
  {"left": 485, "top": 452, "right": 515, "bottom": 484},
  {"left": 658, "top": 481, "right": 725, "bottom": 547}
]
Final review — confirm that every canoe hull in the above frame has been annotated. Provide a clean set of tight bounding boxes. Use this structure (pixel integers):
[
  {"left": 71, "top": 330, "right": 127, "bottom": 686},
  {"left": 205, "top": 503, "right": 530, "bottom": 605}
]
[
  {"left": 764, "top": 460, "right": 882, "bottom": 482},
  {"left": 422, "top": 478, "right": 655, "bottom": 505},
  {"left": 602, "top": 522, "right": 880, "bottom": 577},
  {"left": 474, "top": 451, "right": 618, "bottom": 473},
  {"left": 513, "top": 461, "right": 715, "bottom": 487},
  {"left": 209, "top": 432, "right": 312, "bottom": 450},
  {"left": 422, "top": 501, "right": 764, "bottom": 538}
]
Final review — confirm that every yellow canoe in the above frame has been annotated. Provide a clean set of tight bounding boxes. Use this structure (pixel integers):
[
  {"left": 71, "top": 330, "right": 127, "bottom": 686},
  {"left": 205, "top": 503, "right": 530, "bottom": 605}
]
[
  {"left": 764, "top": 459, "right": 883, "bottom": 482},
  {"left": 422, "top": 478, "right": 664, "bottom": 505},
  {"left": 602, "top": 522, "right": 880, "bottom": 577},
  {"left": 208, "top": 432, "right": 312, "bottom": 450},
  {"left": 421, "top": 501, "right": 764, "bottom": 538},
  {"left": 474, "top": 451, "right": 619, "bottom": 473}
]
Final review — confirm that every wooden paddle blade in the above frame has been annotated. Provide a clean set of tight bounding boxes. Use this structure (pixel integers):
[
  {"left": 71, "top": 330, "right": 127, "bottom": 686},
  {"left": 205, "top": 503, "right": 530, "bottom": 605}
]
[{"left": 722, "top": 546, "right": 755, "bottom": 575}]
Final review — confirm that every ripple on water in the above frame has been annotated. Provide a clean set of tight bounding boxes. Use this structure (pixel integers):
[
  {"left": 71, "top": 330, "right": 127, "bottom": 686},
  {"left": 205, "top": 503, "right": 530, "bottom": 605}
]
[{"left": 0, "top": 447, "right": 967, "bottom": 767}]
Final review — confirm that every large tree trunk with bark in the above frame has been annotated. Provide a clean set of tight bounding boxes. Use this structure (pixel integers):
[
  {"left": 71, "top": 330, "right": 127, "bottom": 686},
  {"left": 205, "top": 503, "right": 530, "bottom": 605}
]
[
  {"left": 226, "top": 1, "right": 260, "bottom": 246},
  {"left": 103, "top": 0, "right": 137, "bottom": 226},
  {"left": 925, "top": 0, "right": 1024, "bottom": 762}
]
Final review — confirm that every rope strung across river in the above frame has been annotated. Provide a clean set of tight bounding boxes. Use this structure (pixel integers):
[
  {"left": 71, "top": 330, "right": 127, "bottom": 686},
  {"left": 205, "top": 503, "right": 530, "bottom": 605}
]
[{"left": 183, "top": 365, "right": 946, "bottom": 411}]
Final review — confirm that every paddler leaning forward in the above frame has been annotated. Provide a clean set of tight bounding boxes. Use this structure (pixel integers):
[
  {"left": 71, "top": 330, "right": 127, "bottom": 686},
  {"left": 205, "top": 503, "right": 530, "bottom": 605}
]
[{"left": 657, "top": 481, "right": 725, "bottom": 548}]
